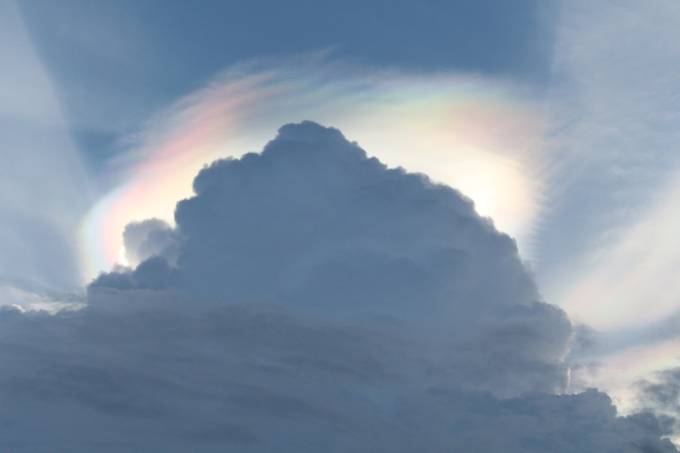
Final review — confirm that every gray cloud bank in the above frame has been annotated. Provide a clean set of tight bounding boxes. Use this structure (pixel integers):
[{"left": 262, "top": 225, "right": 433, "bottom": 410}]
[{"left": 1, "top": 122, "right": 675, "bottom": 451}]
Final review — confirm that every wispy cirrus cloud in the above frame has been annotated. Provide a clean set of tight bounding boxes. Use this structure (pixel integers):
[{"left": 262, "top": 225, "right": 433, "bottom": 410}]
[
  {"left": 538, "top": 0, "right": 680, "bottom": 418},
  {"left": 537, "top": 0, "right": 680, "bottom": 324},
  {"left": 0, "top": 0, "right": 91, "bottom": 292}
]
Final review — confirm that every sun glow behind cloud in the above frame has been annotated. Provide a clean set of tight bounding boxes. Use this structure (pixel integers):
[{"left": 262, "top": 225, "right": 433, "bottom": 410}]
[{"left": 79, "top": 59, "right": 546, "bottom": 281}]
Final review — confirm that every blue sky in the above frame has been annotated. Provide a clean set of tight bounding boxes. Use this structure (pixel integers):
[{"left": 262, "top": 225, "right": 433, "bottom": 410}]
[{"left": 3, "top": 0, "right": 680, "bottom": 450}]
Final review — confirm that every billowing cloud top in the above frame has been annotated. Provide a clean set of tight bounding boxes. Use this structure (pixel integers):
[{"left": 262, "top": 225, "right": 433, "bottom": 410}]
[
  {"left": 94, "top": 121, "right": 567, "bottom": 395},
  {"left": 3, "top": 123, "right": 675, "bottom": 451}
]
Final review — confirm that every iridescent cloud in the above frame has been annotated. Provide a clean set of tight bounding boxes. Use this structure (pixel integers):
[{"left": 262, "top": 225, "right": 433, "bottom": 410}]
[{"left": 79, "top": 58, "right": 546, "bottom": 281}]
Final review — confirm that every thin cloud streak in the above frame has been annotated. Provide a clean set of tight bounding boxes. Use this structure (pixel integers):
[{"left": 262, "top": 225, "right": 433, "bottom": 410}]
[
  {"left": 541, "top": 0, "right": 680, "bottom": 416},
  {"left": 0, "top": 0, "right": 92, "bottom": 293}
]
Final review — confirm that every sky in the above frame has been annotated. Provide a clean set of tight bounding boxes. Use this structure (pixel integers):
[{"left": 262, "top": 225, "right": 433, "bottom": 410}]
[{"left": 2, "top": 0, "right": 680, "bottom": 450}]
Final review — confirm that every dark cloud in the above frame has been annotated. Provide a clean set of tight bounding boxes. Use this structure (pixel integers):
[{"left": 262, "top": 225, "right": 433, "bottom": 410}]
[
  {"left": 122, "top": 218, "right": 179, "bottom": 266},
  {"left": 0, "top": 300, "right": 675, "bottom": 452},
  {"left": 636, "top": 367, "right": 680, "bottom": 438},
  {"left": 640, "top": 369, "right": 680, "bottom": 414},
  {"left": 94, "top": 121, "right": 568, "bottom": 396},
  {"left": 3, "top": 122, "right": 675, "bottom": 451}
]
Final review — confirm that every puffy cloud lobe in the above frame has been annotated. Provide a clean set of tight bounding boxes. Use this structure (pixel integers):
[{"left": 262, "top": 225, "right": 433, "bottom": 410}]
[
  {"left": 636, "top": 367, "right": 680, "bottom": 436},
  {"left": 640, "top": 369, "right": 680, "bottom": 414},
  {"left": 122, "top": 218, "right": 179, "bottom": 266},
  {"left": 5, "top": 121, "right": 674, "bottom": 451}
]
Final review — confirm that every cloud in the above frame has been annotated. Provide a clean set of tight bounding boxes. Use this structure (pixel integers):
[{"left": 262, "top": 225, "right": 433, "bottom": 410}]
[
  {"left": 79, "top": 56, "right": 545, "bottom": 280},
  {"left": 16, "top": 0, "right": 551, "bottom": 162},
  {"left": 635, "top": 368, "right": 680, "bottom": 445},
  {"left": 0, "top": 293, "right": 674, "bottom": 452},
  {"left": 639, "top": 369, "right": 680, "bottom": 416},
  {"left": 92, "top": 121, "right": 566, "bottom": 397},
  {"left": 535, "top": 0, "right": 680, "bottom": 329},
  {"left": 532, "top": 0, "right": 680, "bottom": 415},
  {"left": 0, "top": 121, "right": 659, "bottom": 451},
  {"left": 0, "top": 0, "right": 92, "bottom": 290},
  {"left": 122, "top": 218, "right": 178, "bottom": 266},
  {"left": 0, "top": 304, "right": 673, "bottom": 452}
]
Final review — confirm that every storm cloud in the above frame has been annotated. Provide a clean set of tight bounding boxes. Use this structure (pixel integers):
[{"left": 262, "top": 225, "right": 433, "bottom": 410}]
[{"left": 1, "top": 122, "right": 675, "bottom": 451}]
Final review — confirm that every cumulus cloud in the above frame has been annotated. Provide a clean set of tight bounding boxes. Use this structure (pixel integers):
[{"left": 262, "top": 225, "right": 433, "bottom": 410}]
[
  {"left": 122, "top": 218, "right": 179, "bottom": 266},
  {"left": 94, "top": 121, "right": 567, "bottom": 396},
  {"left": 79, "top": 56, "right": 546, "bottom": 282},
  {"left": 1, "top": 122, "right": 674, "bottom": 451}
]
